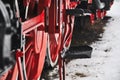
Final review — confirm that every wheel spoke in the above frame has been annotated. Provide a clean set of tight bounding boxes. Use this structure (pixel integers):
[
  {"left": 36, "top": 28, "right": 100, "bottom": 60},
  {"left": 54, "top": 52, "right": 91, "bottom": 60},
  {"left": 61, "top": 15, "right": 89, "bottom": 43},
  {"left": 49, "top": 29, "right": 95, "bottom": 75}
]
[
  {"left": 25, "top": 48, "right": 33, "bottom": 67},
  {"left": 25, "top": 41, "right": 33, "bottom": 52},
  {"left": 24, "top": 29, "right": 47, "bottom": 79},
  {"left": 26, "top": 52, "right": 34, "bottom": 78}
]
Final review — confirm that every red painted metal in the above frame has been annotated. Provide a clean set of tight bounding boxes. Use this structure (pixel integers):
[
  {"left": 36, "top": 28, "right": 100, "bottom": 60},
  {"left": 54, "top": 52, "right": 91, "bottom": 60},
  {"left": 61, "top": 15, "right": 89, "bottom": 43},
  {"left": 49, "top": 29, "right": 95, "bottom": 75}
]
[
  {"left": 24, "top": 31, "right": 47, "bottom": 79},
  {"left": 16, "top": 50, "right": 24, "bottom": 80},
  {"left": 23, "top": 19, "right": 47, "bottom": 79},
  {"left": 47, "top": 0, "right": 77, "bottom": 68},
  {"left": 7, "top": 63, "right": 18, "bottom": 80},
  {"left": 38, "top": 0, "right": 51, "bottom": 7},
  {"left": 96, "top": 9, "right": 106, "bottom": 20},
  {"left": 58, "top": 1, "right": 77, "bottom": 80},
  {"left": 0, "top": 0, "right": 114, "bottom": 80},
  {"left": 90, "top": 13, "right": 95, "bottom": 24},
  {"left": 46, "top": 0, "right": 61, "bottom": 67},
  {"left": 21, "top": 1, "right": 48, "bottom": 79},
  {"left": 0, "top": 1, "right": 47, "bottom": 80},
  {"left": 96, "top": 9, "right": 101, "bottom": 19},
  {"left": 63, "top": 15, "right": 74, "bottom": 48},
  {"left": 62, "top": 1, "right": 77, "bottom": 49},
  {"left": 58, "top": 55, "right": 65, "bottom": 80},
  {"left": 88, "top": 0, "right": 93, "bottom": 4},
  {"left": 103, "top": 10, "right": 107, "bottom": 17},
  {"left": 22, "top": 12, "right": 45, "bottom": 34}
]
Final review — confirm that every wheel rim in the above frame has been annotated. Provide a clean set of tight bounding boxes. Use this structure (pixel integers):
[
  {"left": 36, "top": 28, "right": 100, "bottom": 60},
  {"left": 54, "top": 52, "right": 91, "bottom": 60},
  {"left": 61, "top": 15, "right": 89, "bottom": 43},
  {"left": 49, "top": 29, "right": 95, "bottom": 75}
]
[
  {"left": 47, "top": 33, "right": 61, "bottom": 67},
  {"left": 63, "top": 16, "right": 74, "bottom": 49},
  {"left": 24, "top": 27, "right": 47, "bottom": 79},
  {"left": 34, "top": 28, "right": 43, "bottom": 54},
  {"left": 62, "top": 1, "right": 75, "bottom": 51}
]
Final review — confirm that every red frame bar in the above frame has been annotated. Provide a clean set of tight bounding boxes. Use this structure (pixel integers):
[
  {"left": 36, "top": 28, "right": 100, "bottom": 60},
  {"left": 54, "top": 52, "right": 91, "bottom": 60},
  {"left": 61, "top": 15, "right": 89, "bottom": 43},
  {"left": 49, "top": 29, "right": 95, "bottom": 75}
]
[{"left": 22, "top": 11, "right": 45, "bottom": 34}]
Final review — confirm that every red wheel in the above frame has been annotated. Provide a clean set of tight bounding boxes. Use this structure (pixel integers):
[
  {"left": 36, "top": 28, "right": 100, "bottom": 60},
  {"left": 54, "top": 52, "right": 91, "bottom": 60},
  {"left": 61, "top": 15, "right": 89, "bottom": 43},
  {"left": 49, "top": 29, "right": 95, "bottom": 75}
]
[
  {"left": 62, "top": 1, "right": 75, "bottom": 51},
  {"left": 46, "top": 1, "right": 75, "bottom": 68},
  {"left": 63, "top": 16, "right": 75, "bottom": 51},
  {"left": 24, "top": 27, "right": 47, "bottom": 79},
  {"left": 46, "top": 33, "right": 61, "bottom": 67},
  {"left": 64, "top": 16, "right": 74, "bottom": 48},
  {"left": 3, "top": 26, "right": 47, "bottom": 80}
]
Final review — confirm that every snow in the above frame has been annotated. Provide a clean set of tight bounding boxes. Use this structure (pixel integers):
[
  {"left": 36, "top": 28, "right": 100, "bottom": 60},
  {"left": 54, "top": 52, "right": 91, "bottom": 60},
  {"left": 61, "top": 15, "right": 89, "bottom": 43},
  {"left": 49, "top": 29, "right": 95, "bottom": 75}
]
[{"left": 65, "top": 1, "right": 120, "bottom": 80}]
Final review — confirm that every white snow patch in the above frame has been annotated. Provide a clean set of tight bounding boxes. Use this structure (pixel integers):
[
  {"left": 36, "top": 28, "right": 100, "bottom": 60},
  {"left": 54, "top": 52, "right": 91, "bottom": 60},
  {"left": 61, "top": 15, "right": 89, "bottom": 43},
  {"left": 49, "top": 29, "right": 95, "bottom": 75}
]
[{"left": 65, "top": 1, "right": 120, "bottom": 80}]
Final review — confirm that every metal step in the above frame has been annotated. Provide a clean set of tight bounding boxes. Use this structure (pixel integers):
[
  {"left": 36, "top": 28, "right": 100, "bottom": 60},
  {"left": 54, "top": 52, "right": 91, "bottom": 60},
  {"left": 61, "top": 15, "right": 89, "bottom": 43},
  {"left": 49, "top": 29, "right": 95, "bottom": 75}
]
[
  {"left": 63, "top": 45, "right": 92, "bottom": 59},
  {"left": 66, "top": 8, "right": 91, "bottom": 16}
]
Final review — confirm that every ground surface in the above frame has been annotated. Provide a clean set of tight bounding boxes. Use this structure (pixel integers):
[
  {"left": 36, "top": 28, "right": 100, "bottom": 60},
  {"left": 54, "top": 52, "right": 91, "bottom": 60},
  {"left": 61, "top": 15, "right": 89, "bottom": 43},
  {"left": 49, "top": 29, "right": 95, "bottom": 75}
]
[{"left": 41, "top": 0, "right": 120, "bottom": 80}]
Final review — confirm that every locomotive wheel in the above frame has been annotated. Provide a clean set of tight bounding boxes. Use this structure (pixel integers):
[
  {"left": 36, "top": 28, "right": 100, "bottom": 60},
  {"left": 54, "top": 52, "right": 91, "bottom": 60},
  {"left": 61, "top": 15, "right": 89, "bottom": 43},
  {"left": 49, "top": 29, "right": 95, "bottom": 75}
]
[
  {"left": 45, "top": 5, "right": 74, "bottom": 69},
  {"left": 46, "top": 16, "right": 74, "bottom": 68},
  {"left": 64, "top": 16, "right": 74, "bottom": 49},
  {"left": 24, "top": 27, "right": 47, "bottom": 79},
  {"left": 58, "top": 16, "right": 75, "bottom": 80},
  {"left": 46, "top": 33, "right": 61, "bottom": 67}
]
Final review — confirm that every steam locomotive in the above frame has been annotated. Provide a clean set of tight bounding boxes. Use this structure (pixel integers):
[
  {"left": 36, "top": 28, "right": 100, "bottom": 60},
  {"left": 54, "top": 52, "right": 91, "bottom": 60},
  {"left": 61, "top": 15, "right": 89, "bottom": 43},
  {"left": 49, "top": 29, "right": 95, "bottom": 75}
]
[{"left": 0, "top": 0, "right": 113, "bottom": 80}]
